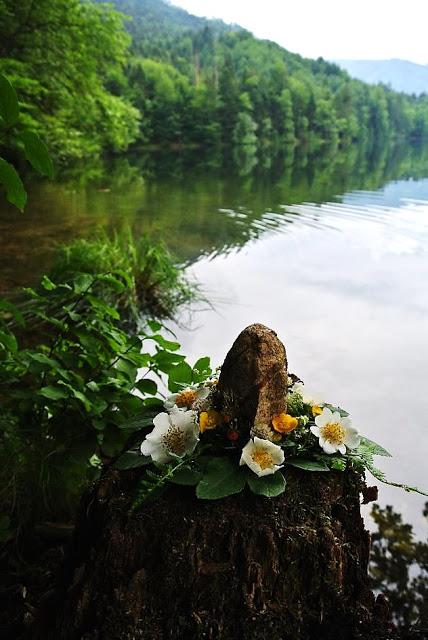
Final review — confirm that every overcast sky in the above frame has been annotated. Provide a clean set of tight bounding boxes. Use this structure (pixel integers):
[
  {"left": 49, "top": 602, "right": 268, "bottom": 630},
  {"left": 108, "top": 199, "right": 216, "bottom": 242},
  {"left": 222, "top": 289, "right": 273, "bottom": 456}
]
[{"left": 171, "top": 0, "right": 428, "bottom": 64}]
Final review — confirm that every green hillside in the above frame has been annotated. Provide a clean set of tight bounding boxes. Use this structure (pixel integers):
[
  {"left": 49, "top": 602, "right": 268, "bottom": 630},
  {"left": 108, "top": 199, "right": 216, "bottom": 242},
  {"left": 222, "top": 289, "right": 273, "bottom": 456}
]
[{"left": 1, "top": 0, "right": 428, "bottom": 164}]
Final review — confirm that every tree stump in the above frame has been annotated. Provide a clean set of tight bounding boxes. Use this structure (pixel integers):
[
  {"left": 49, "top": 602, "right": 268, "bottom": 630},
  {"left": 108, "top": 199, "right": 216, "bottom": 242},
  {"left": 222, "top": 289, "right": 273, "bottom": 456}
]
[{"left": 34, "top": 325, "right": 390, "bottom": 640}]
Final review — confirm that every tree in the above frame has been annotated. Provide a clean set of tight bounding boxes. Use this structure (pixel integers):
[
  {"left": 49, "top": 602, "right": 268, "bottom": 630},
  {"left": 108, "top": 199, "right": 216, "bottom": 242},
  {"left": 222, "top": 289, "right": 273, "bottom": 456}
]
[{"left": 0, "top": 0, "right": 139, "bottom": 162}]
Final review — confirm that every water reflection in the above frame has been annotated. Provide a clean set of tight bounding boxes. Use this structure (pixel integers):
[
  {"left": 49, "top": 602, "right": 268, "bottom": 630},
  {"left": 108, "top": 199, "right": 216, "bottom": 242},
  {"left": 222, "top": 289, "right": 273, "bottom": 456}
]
[
  {"left": 2, "top": 141, "right": 428, "bottom": 294},
  {"left": 370, "top": 502, "right": 428, "bottom": 631}
]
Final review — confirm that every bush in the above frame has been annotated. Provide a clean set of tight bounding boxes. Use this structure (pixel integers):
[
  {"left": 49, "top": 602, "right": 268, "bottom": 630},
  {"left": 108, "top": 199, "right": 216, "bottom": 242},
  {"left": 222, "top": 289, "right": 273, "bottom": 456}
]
[
  {"left": 0, "top": 272, "right": 208, "bottom": 539},
  {"left": 48, "top": 229, "right": 198, "bottom": 326}
]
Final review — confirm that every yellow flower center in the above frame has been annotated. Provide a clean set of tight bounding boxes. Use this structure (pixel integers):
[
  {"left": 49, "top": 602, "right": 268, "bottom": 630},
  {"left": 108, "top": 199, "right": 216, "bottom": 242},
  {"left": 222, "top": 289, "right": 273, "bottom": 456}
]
[
  {"left": 272, "top": 413, "right": 298, "bottom": 434},
  {"left": 161, "top": 426, "right": 187, "bottom": 455},
  {"left": 312, "top": 405, "right": 323, "bottom": 417},
  {"left": 321, "top": 422, "right": 345, "bottom": 445},
  {"left": 176, "top": 390, "right": 198, "bottom": 408},
  {"left": 199, "top": 409, "right": 222, "bottom": 433},
  {"left": 251, "top": 449, "right": 275, "bottom": 470}
]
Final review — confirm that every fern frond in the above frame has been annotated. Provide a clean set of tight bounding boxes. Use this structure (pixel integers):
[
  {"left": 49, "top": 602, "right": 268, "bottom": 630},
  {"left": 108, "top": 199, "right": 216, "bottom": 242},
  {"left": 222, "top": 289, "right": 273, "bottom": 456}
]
[{"left": 129, "top": 459, "right": 187, "bottom": 513}]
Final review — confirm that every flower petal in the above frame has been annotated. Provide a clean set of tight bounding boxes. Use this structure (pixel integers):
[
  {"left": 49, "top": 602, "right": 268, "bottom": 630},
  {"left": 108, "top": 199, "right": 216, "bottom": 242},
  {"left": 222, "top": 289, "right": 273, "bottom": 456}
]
[
  {"left": 310, "top": 426, "right": 321, "bottom": 437},
  {"left": 344, "top": 432, "right": 361, "bottom": 449},
  {"left": 321, "top": 440, "right": 337, "bottom": 454},
  {"left": 152, "top": 412, "right": 171, "bottom": 433}
]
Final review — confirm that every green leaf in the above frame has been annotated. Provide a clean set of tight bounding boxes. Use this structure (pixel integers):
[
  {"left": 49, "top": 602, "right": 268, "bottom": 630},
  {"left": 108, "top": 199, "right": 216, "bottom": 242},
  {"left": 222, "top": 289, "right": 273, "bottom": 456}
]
[
  {"left": 87, "top": 295, "right": 120, "bottom": 319},
  {"left": 329, "top": 456, "right": 347, "bottom": 471},
  {"left": 196, "top": 457, "right": 246, "bottom": 500},
  {"left": 193, "top": 356, "right": 212, "bottom": 382},
  {"left": 142, "top": 397, "right": 164, "bottom": 410},
  {"left": 0, "top": 300, "right": 25, "bottom": 326},
  {"left": 358, "top": 437, "right": 392, "bottom": 458},
  {"left": 247, "top": 471, "right": 286, "bottom": 497},
  {"left": 0, "top": 157, "right": 26, "bottom": 211},
  {"left": 193, "top": 356, "right": 211, "bottom": 372},
  {"left": 154, "top": 350, "right": 185, "bottom": 373},
  {"left": 147, "top": 320, "right": 162, "bottom": 332},
  {"left": 41, "top": 275, "right": 56, "bottom": 290},
  {"left": 0, "top": 329, "right": 17, "bottom": 352},
  {"left": 365, "top": 459, "right": 428, "bottom": 497},
  {"left": 170, "top": 466, "right": 202, "bottom": 486},
  {"left": 0, "top": 74, "right": 19, "bottom": 125},
  {"left": 135, "top": 379, "right": 157, "bottom": 395},
  {"left": 285, "top": 459, "right": 330, "bottom": 471},
  {"left": 323, "top": 403, "right": 349, "bottom": 417},
  {"left": 114, "top": 451, "right": 150, "bottom": 470},
  {"left": 117, "top": 412, "right": 156, "bottom": 431},
  {"left": 168, "top": 361, "right": 193, "bottom": 392},
  {"left": 19, "top": 130, "right": 54, "bottom": 179},
  {"left": 97, "top": 273, "right": 126, "bottom": 292},
  {"left": 39, "top": 385, "right": 69, "bottom": 400},
  {"left": 27, "top": 353, "right": 61, "bottom": 368},
  {"left": 151, "top": 334, "right": 181, "bottom": 351}
]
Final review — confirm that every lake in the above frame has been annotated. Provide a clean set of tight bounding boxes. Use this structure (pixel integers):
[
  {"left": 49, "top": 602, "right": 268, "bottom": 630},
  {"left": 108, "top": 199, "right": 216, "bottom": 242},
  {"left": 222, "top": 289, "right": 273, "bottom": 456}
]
[{"left": 1, "top": 142, "right": 427, "bottom": 538}]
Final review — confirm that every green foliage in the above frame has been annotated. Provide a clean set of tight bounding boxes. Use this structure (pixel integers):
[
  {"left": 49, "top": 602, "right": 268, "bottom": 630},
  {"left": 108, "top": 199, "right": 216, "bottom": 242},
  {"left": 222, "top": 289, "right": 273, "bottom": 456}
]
[
  {"left": 246, "top": 472, "right": 286, "bottom": 497},
  {"left": 350, "top": 443, "right": 428, "bottom": 496},
  {"left": 111, "top": 0, "right": 428, "bottom": 151},
  {"left": 285, "top": 459, "right": 329, "bottom": 472},
  {"left": 0, "top": 157, "right": 26, "bottom": 210},
  {"left": 359, "top": 436, "right": 392, "bottom": 458},
  {"left": 0, "top": 270, "right": 200, "bottom": 534},
  {"left": 0, "top": 0, "right": 140, "bottom": 163},
  {"left": 3, "top": 0, "right": 428, "bottom": 165},
  {"left": 196, "top": 457, "right": 247, "bottom": 500},
  {"left": 0, "top": 73, "right": 19, "bottom": 125},
  {"left": 19, "top": 130, "right": 54, "bottom": 179},
  {"left": 131, "top": 460, "right": 186, "bottom": 510},
  {"left": 286, "top": 390, "right": 305, "bottom": 416},
  {"left": 0, "top": 73, "right": 53, "bottom": 210},
  {"left": 48, "top": 229, "right": 198, "bottom": 324}
]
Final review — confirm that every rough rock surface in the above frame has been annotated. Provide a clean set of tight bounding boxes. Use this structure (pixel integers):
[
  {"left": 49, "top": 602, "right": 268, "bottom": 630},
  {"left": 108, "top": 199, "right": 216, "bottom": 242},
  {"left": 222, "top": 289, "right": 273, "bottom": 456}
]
[{"left": 214, "top": 323, "right": 288, "bottom": 436}]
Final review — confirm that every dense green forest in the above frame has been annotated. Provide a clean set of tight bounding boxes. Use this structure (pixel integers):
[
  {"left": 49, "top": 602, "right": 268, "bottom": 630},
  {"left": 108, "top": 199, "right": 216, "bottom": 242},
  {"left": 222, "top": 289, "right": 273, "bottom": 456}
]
[{"left": 1, "top": 0, "right": 428, "bottom": 164}]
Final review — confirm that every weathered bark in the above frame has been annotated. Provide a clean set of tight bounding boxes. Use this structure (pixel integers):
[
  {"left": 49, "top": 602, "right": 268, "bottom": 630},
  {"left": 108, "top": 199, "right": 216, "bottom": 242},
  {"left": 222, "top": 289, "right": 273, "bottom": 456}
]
[
  {"left": 33, "top": 324, "right": 391, "bottom": 639},
  {"left": 34, "top": 467, "right": 389, "bottom": 640}
]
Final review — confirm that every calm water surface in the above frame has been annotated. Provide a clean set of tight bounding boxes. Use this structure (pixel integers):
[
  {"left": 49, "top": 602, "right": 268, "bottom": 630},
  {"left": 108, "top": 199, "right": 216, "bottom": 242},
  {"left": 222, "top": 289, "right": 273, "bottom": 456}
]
[{"left": 1, "top": 145, "right": 427, "bottom": 536}]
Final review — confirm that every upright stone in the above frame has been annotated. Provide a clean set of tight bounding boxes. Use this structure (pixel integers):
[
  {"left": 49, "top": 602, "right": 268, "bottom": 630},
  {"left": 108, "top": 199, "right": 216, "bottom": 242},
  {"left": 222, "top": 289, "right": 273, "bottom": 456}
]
[{"left": 214, "top": 323, "right": 288, "bottom": 437}]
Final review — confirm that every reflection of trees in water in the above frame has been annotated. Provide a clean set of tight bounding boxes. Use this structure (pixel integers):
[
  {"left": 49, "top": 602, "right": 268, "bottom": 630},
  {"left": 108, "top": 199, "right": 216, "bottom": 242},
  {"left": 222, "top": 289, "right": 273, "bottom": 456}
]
[{"left": 370, "top": 503, "right": 428, "bottom": 632}]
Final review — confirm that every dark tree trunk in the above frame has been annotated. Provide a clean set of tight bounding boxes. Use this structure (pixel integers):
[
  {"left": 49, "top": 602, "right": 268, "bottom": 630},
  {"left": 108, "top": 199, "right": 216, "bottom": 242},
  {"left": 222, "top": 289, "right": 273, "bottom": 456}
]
[{"left": 34, "top": 466, "right": 390, "bottom": 640}]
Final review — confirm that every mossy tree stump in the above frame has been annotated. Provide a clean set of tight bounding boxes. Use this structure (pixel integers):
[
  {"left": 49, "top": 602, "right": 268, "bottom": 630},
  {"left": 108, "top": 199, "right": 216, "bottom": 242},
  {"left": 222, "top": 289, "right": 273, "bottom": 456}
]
[{"left": 35, "top": 325, "right": 389, "bottom": 640}]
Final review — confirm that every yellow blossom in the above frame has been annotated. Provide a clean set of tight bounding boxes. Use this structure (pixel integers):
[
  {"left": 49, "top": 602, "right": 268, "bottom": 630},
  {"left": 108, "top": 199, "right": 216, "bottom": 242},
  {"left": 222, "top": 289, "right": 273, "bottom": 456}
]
[
  {"left": 272, "top": 413, "right": 298, "bottom": 434},
  {"left": 312, "top": 405, "right": 323, "bottom": 417},
  {"left": 199, "top": 409, "right": 222, "bottom": 433}
]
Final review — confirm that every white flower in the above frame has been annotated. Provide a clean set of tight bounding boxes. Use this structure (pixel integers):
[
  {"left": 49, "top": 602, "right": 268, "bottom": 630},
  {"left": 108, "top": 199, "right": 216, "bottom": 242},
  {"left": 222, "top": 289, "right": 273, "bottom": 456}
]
[
  {"left": 293, "top": 383, "right": 324, "bottom": 407},
  {"left": 140, "top": 406, "right": 199, "bottom": 463},
  {"left": 164, "top": 386, "right": 210, "bottom": 411},
  {"left": 240, "top": 436, "right": 285, "bottom": 477},
  {"left": 310, "top": 407, "right": 360, "bottom": 455}
]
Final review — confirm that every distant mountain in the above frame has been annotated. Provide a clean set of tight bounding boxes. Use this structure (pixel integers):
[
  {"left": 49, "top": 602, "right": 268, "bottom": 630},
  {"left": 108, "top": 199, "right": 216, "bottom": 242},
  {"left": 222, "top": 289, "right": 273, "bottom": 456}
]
[{"left": 335, "top": 59, "right": 428, "bottom": 95}]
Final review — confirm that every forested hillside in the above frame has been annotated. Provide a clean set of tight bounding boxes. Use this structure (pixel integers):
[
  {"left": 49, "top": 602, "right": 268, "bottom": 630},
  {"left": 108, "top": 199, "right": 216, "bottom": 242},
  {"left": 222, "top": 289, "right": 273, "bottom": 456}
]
[{"left": 1, "top": 0, "right": 428, "bottom": 164}]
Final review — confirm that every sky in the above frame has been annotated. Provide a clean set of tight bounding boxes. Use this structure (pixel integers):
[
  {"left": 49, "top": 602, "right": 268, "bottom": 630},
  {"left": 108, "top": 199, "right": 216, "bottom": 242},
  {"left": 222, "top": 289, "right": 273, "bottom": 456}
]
[{"left": 171, "top": 0, "right": 428, "bottom": 64}]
